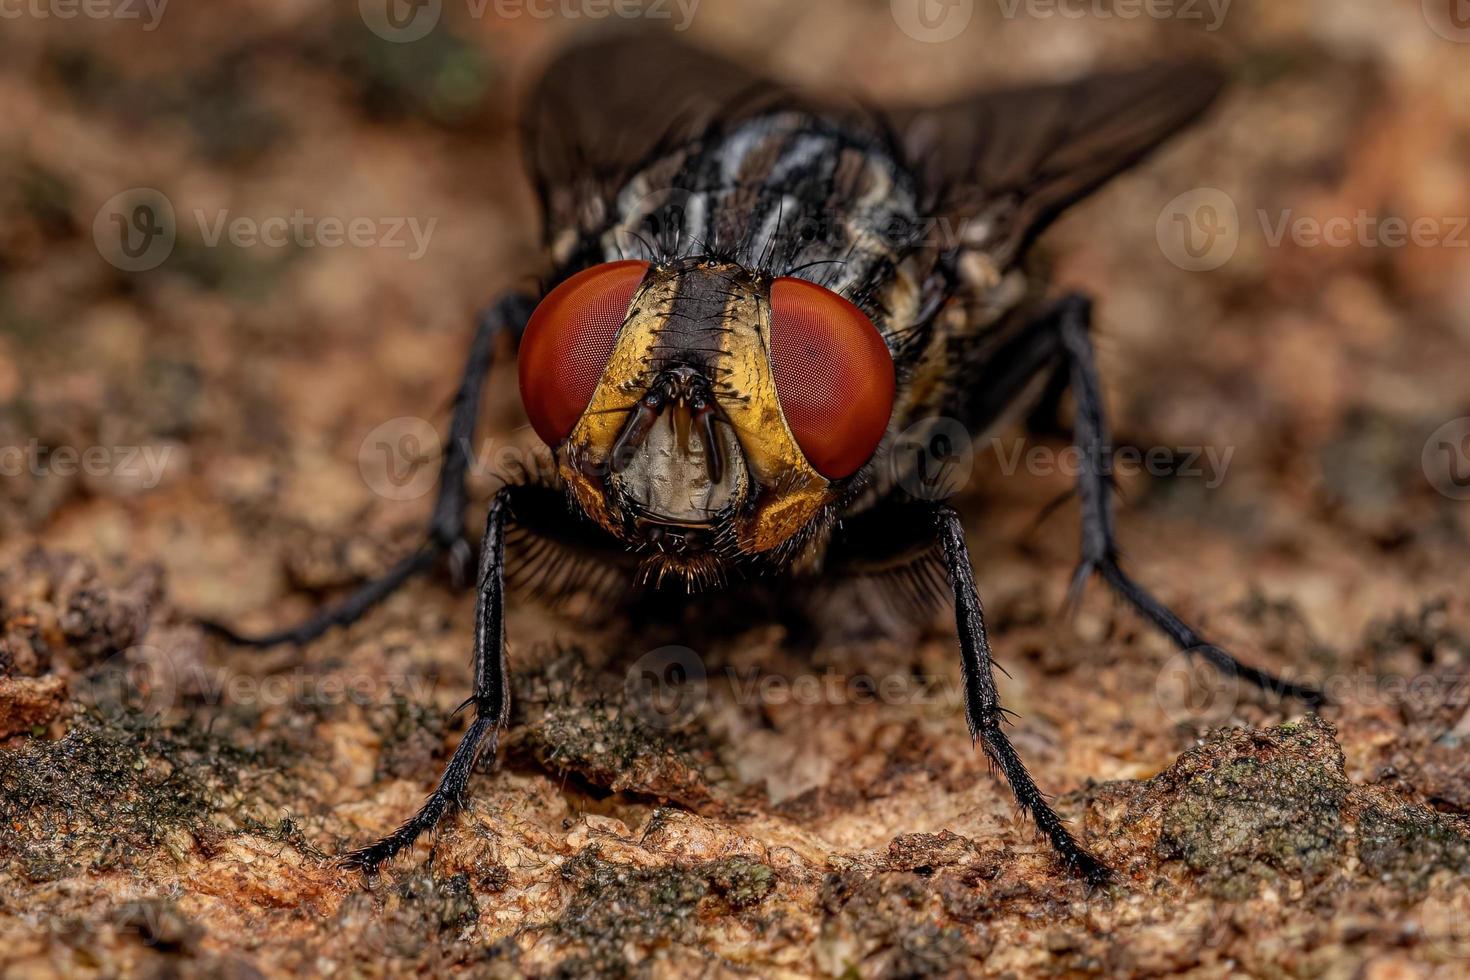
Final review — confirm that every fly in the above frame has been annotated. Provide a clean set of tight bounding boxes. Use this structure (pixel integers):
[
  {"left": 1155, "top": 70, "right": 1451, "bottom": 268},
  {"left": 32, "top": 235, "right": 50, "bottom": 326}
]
[{"left": 206, "top": 33, "right": 1324, "bottom": 884}]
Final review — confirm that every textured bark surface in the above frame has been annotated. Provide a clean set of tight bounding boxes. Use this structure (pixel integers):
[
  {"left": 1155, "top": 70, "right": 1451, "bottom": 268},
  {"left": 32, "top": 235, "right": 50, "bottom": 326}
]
[{"left": 4, "top": 3, "right": 1470, "bottom": 977}]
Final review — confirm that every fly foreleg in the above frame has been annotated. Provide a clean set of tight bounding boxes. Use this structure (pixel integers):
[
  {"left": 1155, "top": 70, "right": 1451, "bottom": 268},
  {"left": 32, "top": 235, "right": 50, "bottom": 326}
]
[
  {"left": 339, "top": 486, "right": 515, "bottom": 873},
  {"left": 934, "top": 504, "right": 1113, "bottom": 886}
]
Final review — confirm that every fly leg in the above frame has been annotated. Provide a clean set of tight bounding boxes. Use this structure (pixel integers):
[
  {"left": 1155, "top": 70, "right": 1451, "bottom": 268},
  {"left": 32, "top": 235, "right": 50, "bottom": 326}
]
[
  {"left": 823, "top": 503, "right": 1109, "bottom": 883},
  {"left": 1039, "top": 293, "right": 1324, "bottom": 705},
  {"left": 204, "top": 292, "right": 536, "bottom": 648},
  {"left": 340, "top": 487, "right": 515, "bottom": 873},
  {"left": 935, "top": 504, "right": 1112, "bottom": 885}
]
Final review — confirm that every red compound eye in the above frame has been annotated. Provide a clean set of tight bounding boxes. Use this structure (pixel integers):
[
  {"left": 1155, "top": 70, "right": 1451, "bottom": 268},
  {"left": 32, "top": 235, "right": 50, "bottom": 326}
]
[
  {"left": 768, "top": 277, "right": 895, "bottom": 479},
  {"left": 518, "top": 260, "right": 649, "bottom": 446}
]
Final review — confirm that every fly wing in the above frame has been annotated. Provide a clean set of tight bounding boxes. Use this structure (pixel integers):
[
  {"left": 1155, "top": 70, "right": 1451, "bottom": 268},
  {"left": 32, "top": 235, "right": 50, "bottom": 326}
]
[
  {"left": 522, "top": 32, "right": 793, "bottom": 242},
  {"left": 892, "top": 62, "right": 1226, "bottom": 266},
  {"left": 525, "top": 36, "right": 1224, "bottom": 266}
]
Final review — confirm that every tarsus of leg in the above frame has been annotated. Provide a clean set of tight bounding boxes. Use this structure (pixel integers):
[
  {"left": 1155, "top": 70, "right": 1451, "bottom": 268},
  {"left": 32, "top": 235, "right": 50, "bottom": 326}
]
[
  {"left": 340, "top": 490, "right": 513, "bottom": 873},
  {"left": 1047, "top": 293, "right": 1325, "bottom": 707}
]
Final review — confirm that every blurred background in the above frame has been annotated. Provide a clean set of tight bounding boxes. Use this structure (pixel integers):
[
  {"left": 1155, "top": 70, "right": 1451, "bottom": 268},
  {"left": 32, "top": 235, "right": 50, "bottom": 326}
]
[{"left": 4, "top": 1, "right": 1470, "bottom": 975}]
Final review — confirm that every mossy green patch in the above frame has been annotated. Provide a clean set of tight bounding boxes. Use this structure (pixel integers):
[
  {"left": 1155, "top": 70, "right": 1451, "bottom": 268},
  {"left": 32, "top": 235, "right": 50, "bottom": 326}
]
[
  {"left": 818, "top": 869, "right": 979, "bottom": 977},
  {"left": 0, "top": 710, "right": 287, "bottom": 881},
  {"left": 705, "top": 856, "right": 776, "bottom": 910},
  {"left": 544, "top": 849, "right": 776, "bottom": 977},
  {"left": 512, "top": 649, "right": 721, "bottom": 810},
  {"left": 1154, "top": 719, "right": 1349, "bottom": 899},
  {"left": 1356, "top": 804, "right": 1470, "bottom": 891}
]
